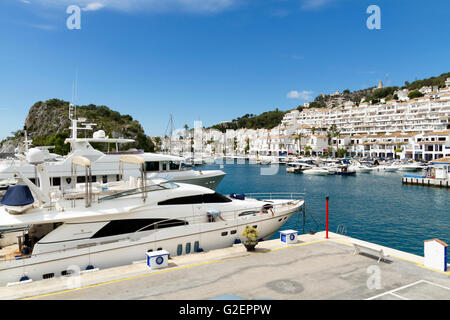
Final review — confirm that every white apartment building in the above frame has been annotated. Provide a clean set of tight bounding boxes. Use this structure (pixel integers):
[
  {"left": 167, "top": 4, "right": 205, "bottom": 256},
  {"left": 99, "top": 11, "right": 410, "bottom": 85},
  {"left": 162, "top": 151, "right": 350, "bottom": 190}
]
[
  {"left": 281, "top": 85, "right": 450, "bottom": 136},
  {"left": 159, "top": 80, "right": 450, "bottom": 160}
]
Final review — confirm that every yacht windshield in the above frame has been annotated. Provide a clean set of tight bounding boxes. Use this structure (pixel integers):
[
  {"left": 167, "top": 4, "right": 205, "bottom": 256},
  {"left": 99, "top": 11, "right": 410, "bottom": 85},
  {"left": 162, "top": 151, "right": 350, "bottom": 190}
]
[{"left": 99, "top": 182, "right": 179, "bottom": 201}]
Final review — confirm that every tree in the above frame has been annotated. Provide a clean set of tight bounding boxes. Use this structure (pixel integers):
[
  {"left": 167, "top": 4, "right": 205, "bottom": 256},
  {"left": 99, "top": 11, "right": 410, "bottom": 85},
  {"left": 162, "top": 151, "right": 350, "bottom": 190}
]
[
  {"left": 295, "top": 132, "right": 304, "bottom": 155},
  {"left": 304, "top": 145, "right": 312, "bottom": 156},
  {"left": 326, "top": 124, "right": 340, "bottom": 157},
  {"left": 408, "top": 90, "right": 424, "bottom": 99},
  {"left": 337, "top": 148, "right": 347, "bottom": 158},
  {"left": 244, "top": 138, "right": 250, "bottom": 155}
]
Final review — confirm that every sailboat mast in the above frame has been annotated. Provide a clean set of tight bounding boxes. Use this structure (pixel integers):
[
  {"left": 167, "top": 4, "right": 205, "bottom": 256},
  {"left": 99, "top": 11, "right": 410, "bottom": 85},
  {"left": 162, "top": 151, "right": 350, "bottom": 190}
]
[{"left": 169, "top": 114, "right": 174, "bottom": 155}]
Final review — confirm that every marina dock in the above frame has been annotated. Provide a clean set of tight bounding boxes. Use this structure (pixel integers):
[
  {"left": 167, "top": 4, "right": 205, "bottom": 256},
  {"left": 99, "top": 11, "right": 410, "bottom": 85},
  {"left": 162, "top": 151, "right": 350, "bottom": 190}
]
[
  {"left": 1, "top": 231, "right": 449, "bottom": 300},
  {"left": 402, "top": 176, "right": 450, "bottom": 188}
]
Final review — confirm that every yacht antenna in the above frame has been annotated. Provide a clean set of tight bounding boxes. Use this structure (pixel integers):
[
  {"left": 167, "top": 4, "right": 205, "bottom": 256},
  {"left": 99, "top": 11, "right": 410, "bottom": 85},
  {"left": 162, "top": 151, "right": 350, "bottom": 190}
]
[
  {"left": 169, "top": 114, "right": 174, "bottom": 155},
  {"left": 23, "top": 125, "right": 32, "bottom": 153}
]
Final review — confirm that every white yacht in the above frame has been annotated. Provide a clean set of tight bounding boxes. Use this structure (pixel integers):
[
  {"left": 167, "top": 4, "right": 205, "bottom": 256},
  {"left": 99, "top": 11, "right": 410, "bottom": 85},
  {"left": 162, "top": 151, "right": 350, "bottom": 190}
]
[
  {"left": 0, "top": 154, "right": 304, "bottom": 286},
  {"left": 397, "top": 161, "right": 426, "bottom": 172},
  {"left": 0, "top": 114, "right": 225, "bottom": 191},
  {"left": 303, "top": 167, "right": 331, "bottom": 175}
]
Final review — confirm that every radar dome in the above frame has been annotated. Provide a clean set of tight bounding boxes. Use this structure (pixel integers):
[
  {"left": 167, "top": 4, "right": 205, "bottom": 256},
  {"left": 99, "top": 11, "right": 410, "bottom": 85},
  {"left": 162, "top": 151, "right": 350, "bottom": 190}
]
[
  {"left": 93, "top": 130, "right": 106, "bottom": 139},
  {"left": 26, "top": 148, "right": 46, "bottom": 164}
]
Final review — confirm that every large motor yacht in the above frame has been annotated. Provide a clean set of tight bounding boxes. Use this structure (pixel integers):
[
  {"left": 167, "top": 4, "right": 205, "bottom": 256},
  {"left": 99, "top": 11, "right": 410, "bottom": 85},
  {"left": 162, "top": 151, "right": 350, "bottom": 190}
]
[
  {"left": 0, "top": 153, "right": 304, "bottom": 285},
  {"left": 0, "top": 112, "right": 225, "bottom": 191}
]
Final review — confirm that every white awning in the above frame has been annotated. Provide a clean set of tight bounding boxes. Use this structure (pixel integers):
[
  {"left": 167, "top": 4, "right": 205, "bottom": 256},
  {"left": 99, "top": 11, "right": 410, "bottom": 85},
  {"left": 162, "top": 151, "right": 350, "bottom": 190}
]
[
  {"left": 120, "top": 155, "right": 145, "bottom": 165},
  {"left": 72, "top": 156, "right": 91, "bottom": 167}
]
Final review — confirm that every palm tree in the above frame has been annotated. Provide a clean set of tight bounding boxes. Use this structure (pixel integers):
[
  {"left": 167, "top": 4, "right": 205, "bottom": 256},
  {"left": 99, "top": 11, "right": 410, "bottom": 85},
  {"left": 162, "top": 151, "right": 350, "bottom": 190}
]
[
  {"left": 295, "top": 132, "right": 304, "bottom": 155},
  {"left": 326, "top": 124, "right": 340, "bottom": 158},
  {"left": 304, "top": 145, "right": 312, "bottom": 156}
]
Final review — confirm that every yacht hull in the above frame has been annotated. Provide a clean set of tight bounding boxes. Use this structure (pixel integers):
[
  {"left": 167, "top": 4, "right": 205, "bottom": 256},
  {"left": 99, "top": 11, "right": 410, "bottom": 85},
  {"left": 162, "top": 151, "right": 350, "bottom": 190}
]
[{"left": 0, "top": 201, "right": 302, "bottom": 286}]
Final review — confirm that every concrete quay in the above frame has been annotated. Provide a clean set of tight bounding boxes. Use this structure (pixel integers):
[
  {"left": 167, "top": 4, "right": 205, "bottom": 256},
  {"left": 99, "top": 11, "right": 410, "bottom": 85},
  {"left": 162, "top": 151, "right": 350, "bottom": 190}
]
[{"left": 0, "top": 231, "right": 449, "bottom": 300}]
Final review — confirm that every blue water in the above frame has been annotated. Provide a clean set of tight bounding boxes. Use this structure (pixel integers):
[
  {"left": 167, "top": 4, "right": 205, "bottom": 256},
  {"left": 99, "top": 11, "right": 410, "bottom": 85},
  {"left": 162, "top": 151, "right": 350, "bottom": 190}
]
[{"left": 202, "top": 162, "right": 449, "bottom": 257}]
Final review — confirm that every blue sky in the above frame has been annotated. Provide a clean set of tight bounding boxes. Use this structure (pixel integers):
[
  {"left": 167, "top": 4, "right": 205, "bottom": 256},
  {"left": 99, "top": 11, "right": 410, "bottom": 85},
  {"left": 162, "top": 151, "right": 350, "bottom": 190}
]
[{"left": 1, "top": 0, "right": 449, "bottom": 139}]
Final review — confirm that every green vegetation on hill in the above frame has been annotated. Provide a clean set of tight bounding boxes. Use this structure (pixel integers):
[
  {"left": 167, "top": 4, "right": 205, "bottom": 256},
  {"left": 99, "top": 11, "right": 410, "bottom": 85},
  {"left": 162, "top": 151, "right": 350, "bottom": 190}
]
[
  {"left": 210, "top": 109, "right": 287, "bottom": 132},
  {"left": 298, "top": 71, "right": 450, "bottom": 110},
  {"left": 404, "top": 72, "right": 450, "bottom": 90}
]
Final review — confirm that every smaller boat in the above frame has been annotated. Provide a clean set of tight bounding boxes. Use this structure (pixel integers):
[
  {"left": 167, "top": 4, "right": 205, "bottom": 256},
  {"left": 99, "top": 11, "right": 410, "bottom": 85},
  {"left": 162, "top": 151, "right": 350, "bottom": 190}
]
[
  {"left": 286, "top": 163, "right": 313, "bottom": 173},
  {"left": 303, "top": 167, "right": 331, "bottom": 175},
  {"left": 334, "top": 165, "right": 356, "bottom": 176},
  {"left": 398, "top": 161, "right": 426, "bottom": 172}
]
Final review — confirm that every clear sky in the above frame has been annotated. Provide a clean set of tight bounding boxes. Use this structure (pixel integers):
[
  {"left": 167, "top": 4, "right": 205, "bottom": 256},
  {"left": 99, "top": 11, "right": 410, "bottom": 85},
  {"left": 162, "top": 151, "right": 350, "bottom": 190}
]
[{"left": 1, "top": 0, "right": 449, "bottom": 139}]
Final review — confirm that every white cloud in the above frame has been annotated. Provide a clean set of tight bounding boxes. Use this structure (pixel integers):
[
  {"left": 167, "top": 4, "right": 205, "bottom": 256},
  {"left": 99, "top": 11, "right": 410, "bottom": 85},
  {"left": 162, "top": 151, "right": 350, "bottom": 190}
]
[
  {"left": 27, "top": 23, "right": 56, "bottom": 30},
  {"left": 286, "top": 90, "right": 314, "bottom": 100},
  {"left": 291, "top": 54, "right": 304, "bottom": 60},
  {"left": 82, "top": 2, "right": 104, "bottom": 11},
  {"left": 30, "top": 0, "right": 238, "bottom": 13},
  {"left": 301, "top": 0, "right": 335, "bottom": 10},
  {"left": 287, "top": 90, "right": 300, "bottom": 99},
  {"left": 19, "top": 0, "right": 31, "bottom": 4}
]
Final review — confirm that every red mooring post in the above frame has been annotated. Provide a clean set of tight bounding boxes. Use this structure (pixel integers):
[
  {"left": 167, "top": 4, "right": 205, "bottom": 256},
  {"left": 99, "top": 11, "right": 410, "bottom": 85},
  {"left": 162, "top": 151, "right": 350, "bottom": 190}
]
[{"left": 326, "top": 196, "right": 329, "bottom": 239}]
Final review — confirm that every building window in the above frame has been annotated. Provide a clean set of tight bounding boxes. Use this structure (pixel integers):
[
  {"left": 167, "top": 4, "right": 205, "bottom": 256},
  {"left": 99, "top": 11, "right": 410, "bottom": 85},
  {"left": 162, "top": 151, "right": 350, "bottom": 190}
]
[
  {"left": 177, "top": 244, "right": 182, "bottom": 256},
  {"left": 186, "top": 243, "right": 191, "bottom": 254},
  {"left": 230, "top": 230, "right": 237, "bottom": 235},
  {"left": 194, "top": 241, "right": 200, "bottom": 252},
  {"left": 221, "top": 231, "right": 228, "bottom": 236}
]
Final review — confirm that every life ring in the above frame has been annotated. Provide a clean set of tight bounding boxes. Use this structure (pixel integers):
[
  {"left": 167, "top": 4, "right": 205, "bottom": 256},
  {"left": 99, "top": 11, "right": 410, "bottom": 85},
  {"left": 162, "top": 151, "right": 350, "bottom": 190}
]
[{"left": 155, "top": 256, "right": 164, "bottom": 265}]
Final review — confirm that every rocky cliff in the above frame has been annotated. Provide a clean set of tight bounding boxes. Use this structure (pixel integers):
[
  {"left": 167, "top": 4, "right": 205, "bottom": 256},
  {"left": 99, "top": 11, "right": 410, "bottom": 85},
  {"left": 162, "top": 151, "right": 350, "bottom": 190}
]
[{"left": 0, "top": 99, "right": 155, "bottom": 155}]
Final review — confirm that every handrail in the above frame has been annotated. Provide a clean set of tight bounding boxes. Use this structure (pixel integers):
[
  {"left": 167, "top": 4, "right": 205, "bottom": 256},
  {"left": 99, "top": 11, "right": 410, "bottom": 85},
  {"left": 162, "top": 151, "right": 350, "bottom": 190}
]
[
  {"left": 245, "top": 192, "right": 306, "bottom": 200},
  {"left": 98, "top": 182, "right": 178, "bottom": 202}
]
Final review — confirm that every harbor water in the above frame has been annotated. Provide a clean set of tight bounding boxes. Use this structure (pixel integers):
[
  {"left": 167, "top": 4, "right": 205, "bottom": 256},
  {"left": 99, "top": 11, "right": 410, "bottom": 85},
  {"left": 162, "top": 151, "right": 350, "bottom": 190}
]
[{"left": 202, "top": 161, "right": 449, "bottom": 257}]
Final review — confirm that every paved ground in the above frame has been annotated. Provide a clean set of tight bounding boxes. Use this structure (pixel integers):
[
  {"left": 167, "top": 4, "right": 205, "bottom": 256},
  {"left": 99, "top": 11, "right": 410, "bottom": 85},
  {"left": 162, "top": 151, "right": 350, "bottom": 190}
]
[{"left": 1, "top": 232, "right": 449, "bottom": 300}]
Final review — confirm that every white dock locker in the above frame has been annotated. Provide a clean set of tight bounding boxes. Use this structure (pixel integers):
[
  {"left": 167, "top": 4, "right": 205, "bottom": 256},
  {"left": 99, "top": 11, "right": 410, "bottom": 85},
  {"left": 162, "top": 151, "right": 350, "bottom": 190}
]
[
  {"left": 424, "top": 239, "right": 448, "bottom": 272},
  {"left": 280, "top": 230, "right": 298, "bottom": 244},
  {"left": 146, "top": 250, "right": 170, "bottom": 270}
]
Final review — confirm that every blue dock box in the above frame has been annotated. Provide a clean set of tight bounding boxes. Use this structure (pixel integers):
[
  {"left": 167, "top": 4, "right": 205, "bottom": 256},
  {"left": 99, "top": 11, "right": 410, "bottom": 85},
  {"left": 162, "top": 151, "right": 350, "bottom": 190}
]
[
  {"left": 146, "top": 250, "right": 170, "bottom": 270},
  {"left": 280, "top": 230, "right": 298, "bottom": 244}
]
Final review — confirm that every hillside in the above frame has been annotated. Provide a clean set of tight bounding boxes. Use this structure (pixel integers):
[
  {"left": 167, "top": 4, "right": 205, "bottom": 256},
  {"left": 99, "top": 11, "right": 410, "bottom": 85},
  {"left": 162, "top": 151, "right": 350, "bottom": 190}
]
[
  {"left": 0, "top": 99, "right": 155, "bottom": 154},
  {"left": 208, "top": 72, "right": 449, "bottom": 131},
  {"left": 302, "top": 71, "right": 450, "bottom": 110},
  {"left": 210, "top": 109, "right": 287, "bottom": 132}
]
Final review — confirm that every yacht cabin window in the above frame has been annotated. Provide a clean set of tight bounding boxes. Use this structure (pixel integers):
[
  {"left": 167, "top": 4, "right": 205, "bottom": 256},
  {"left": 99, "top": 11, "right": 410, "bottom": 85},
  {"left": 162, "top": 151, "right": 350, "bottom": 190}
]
[
  {"left": 145, "top": 161, "right": 159, "bottom": 172},
  {"left": 52, "top": 177, "right": 61, "bottom": 186},
  {"left": 169, "top": 161, "right": 180, "bottom": 170},
  {"left": 157, "top": 193, "right": 232, "bottom": 205}
]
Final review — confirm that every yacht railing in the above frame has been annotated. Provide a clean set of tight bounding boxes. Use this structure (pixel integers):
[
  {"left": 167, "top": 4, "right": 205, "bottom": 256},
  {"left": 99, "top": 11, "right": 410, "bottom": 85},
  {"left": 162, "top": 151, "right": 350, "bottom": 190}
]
[{"left": 244, "top": 192, "right": 306, "bottom": 200}]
